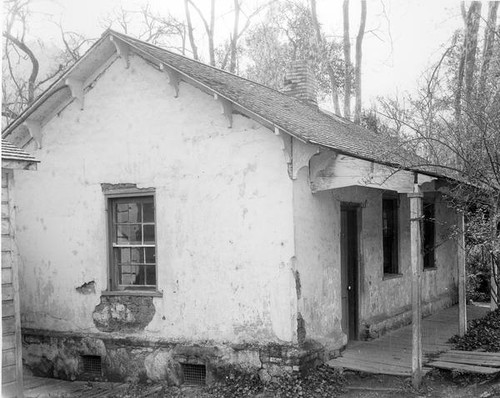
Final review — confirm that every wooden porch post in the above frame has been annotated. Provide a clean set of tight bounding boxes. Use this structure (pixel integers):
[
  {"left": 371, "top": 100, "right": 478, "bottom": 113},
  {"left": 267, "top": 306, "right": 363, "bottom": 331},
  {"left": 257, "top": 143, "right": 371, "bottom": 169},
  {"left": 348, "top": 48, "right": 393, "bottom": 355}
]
[
  {"left": 408, "top": 180, "right": 423, "bottom": 389},
  {"left": 457, "top": 212, "right": 467, "bottom": 336}
]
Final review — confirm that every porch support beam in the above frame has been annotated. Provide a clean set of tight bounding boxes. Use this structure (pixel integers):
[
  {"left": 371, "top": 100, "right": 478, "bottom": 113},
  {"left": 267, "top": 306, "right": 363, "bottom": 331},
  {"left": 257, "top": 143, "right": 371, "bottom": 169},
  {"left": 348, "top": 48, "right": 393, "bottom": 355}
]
[
  {"left": 408, "top": 179, "right": 423, "bottom": 389},
  {"left": 310, "top": 154, "right": 436, "bottom": 194},
  {"left": 457, "top": 212, "right": 467, "bottom": 336}
]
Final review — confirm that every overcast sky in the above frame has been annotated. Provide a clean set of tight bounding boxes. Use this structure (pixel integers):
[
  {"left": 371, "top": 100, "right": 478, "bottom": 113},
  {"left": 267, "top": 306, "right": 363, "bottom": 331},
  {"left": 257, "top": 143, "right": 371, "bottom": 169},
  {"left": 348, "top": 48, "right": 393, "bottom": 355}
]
[{"left": 26, "top": 0, "right": 463, "bottom": 105}]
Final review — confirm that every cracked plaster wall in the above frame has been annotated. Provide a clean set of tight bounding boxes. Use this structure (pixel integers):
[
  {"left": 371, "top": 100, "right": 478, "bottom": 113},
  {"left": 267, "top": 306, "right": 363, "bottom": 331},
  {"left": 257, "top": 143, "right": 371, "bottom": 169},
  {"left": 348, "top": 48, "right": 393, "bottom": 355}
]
[{"left": 13, "top": 54, "right": 296, "bottom": 345}]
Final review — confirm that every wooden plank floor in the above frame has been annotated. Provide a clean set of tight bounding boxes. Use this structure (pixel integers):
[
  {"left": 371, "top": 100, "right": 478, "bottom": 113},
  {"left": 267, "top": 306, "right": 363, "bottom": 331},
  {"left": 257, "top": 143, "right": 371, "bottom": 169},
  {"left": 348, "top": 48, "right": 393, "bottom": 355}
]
[
  {"left": 23, "top": 375, "right": 130, "bottom": 398},
  {"left": 327, "top": 304, "right": 490, "bottom": 376},
  {"left": 428, "top": 349, "right": 500, "bottom": 374}
]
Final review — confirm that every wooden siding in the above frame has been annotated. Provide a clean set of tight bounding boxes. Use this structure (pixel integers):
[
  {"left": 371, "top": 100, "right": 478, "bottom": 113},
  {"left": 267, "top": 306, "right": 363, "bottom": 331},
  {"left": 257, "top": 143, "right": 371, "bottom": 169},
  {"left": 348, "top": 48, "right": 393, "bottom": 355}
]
[{"left": 2, "top": 169, "right": 24, "bottom": 398}]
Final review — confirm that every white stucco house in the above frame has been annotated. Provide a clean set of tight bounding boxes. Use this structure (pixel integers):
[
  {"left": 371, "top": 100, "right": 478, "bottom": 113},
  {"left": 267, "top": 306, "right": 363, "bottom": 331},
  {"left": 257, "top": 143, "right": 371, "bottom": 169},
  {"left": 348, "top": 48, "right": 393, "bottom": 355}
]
[{"left": 2, "top": 30, "right": 465, "bottom": 384}]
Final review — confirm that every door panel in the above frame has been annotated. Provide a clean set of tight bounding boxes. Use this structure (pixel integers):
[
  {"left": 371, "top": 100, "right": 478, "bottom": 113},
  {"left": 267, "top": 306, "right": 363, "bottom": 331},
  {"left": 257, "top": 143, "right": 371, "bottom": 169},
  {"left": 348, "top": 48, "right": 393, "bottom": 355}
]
[{"left": 340, "top": 205, "right": 359, "bottom": 341}]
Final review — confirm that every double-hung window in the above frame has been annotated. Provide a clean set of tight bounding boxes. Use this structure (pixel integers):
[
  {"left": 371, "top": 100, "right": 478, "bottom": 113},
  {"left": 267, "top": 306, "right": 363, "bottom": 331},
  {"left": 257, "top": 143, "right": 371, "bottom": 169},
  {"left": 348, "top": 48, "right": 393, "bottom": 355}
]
[
  {"left": 423, "top": 196, "right": 436, "bottom": 269},
  {"left": 382, "top": 194, "right": 399, "bottom": 275},
  {"left": 108, "top": 195, "right": 156, "bottom": 290}
]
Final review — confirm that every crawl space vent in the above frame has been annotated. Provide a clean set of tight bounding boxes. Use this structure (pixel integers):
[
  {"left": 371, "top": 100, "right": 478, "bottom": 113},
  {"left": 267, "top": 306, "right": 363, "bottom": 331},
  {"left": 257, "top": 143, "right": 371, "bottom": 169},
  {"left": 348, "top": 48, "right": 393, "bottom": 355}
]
[
  {"left": 81, "top": 355, "right": 102, "bottom": 375},
  {"left": 182, "top": 363, "right": 206, "bottom": 385}
]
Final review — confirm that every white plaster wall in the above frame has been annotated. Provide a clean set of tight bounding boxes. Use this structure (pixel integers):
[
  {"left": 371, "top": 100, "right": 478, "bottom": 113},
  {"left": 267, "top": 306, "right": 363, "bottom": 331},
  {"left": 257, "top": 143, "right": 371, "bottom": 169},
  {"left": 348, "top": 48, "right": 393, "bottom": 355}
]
[
  {"left": 14, "top": 55, "right": 297, "bottom": 344},
  {"left": 292, "top": 167, "right": 345, "bottom": 349}
]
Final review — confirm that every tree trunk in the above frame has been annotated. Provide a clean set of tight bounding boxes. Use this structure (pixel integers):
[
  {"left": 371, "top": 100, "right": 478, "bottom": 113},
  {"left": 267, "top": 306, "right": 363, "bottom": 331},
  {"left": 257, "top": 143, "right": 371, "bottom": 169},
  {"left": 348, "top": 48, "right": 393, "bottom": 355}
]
[
  {"left": 229, "top": 0, "right": 240, "bottom": 73},
  {"left": 490, "top": 200, "right": 499, "bottom": 310},
  {"left": 3, "top": 32, "right": 39, "bottom": 104},
  {"left": 478, "top": 2, "right": 498, "bottom": 96},
  {"left": 343, "top": 0, "right": 351, "bottom": 120},
  {"left": 208, "top": 0, "right": 215, "bottom": 66},
  {"left": 184, "top": 0, "right": 199, "bottom": 60},
  {"left": 354, "top": 0, "right": 367, "bottom": 124},
  {"left": 464, "top": 1, "right": 482, "bottom": 108},
  {"left": 310, "top": 0, "right": 341, "bottom": 115}
]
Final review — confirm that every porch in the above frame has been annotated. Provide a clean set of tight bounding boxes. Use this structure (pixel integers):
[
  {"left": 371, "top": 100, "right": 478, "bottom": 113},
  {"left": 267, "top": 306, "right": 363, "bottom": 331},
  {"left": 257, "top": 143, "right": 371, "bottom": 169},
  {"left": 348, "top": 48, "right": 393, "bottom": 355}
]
[{"left": 327, "top": 304, "right": 490, "bottom": 376}]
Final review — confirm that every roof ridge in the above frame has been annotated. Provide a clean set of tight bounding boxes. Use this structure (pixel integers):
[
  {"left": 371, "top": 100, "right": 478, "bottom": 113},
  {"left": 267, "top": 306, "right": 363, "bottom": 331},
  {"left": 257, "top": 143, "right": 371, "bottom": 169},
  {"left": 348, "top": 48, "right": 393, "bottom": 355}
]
[{"left": 110, "top": 30, "right": 318, "bottom": 108}]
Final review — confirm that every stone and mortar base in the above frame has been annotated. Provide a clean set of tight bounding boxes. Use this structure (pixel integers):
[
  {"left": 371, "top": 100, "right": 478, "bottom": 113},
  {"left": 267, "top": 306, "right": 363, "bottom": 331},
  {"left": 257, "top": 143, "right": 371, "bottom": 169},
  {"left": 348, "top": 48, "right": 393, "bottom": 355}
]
[
  {"left": 22, "top": 329, "right": 328, "bottom": 385},
  {"left": 361, "top": 293, "right": 457, "bottom": 340}
]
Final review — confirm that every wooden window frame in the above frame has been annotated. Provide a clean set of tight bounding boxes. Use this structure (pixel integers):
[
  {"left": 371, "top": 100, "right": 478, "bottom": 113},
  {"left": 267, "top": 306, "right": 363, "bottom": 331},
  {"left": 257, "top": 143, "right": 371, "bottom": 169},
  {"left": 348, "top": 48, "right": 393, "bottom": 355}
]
[
  {"left": 105, "top": 188, "right": 157, "bottom": 292},
  {"left": 382, "top": 193, "right": 400, "bottom": 276}
]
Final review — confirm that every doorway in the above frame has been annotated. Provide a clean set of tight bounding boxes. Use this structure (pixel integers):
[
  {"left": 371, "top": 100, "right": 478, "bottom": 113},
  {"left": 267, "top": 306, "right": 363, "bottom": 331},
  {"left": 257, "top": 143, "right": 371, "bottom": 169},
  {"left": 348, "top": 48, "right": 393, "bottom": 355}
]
[{"left": 340, "top": 204, "right": 360, "bottom": 341}]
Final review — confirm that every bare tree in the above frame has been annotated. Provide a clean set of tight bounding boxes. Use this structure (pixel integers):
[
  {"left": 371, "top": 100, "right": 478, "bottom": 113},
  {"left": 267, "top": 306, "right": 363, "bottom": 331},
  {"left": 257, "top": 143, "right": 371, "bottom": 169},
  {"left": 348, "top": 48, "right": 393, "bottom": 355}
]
[
  {"left": 374, "top": 1, "right": 500, "bottom": 307},
  {"left": 354, "top": 0, "right": 367, "bottom": 124},
  {"left": 310, "top": 0, "right": 341, "bottom": 115},
  {"left": 478, "top": 1, "right": 499, "bottom": 96},
  {"left": 2, "top": 0, "right": 89, "bottom": 126},
  {"left": 186, "top": 0, "right": 216, "bottom": 66},
  {"left": 184, "top": 0, "right": 199, "bottom": 59},
  {"left": 342, "top": 0, "right": 352, "bottom": 120}
]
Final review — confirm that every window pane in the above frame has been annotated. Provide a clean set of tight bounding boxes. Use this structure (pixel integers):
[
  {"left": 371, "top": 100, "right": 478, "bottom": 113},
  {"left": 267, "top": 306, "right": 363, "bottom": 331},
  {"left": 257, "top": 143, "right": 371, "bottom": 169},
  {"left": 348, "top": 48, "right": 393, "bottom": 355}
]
[
  {"left": 120, "top": 265, "right": 137, "bottom": 285},
  {"left": 143, "top": 201, "right": 154, "bottom": 222},
  {"left": 130, "top": 247, "right": 144, "bottom": 263},
  {"left": 115, "top": 202, "right": 142, "bottom": 223},
  {"left": 129, "top": 224, "right": 142, "bottom": 244},
  {"left": 116, "top": 224, "right": 130, "bottom": 244},
  {"left": 146, "top": 265, "right": 156, "bottom": 285},
  {"left": 144, "top": 225, "right": 155, "bottom": 244},
  {"left": 120, "top": 265, "right": 147, "bottom": 285},
  {"left": 145, "top": 247, "right": 155, "bottom": 263},
  {"left": 116, "top": 247, "right": 130, "bottom": 264},
  {"left": 125, "top": 202, "right": 141, "bottom": 223},
  {"left": 116, "top": 203, "right": 130, "bottom": 223}
]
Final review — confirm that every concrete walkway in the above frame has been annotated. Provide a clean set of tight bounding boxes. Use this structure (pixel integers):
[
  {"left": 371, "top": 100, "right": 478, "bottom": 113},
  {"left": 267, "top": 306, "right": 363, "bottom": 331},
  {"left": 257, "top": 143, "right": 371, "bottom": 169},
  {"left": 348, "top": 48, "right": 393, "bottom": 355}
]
[{"left": 327, "top": 304, "right": 490, "bottom": 376}]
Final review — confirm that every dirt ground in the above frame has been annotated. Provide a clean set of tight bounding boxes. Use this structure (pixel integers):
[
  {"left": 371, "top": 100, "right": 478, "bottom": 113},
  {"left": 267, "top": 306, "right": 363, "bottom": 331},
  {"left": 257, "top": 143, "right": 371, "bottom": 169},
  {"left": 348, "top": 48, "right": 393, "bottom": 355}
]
[
  {"left": 340, "top": 370, "right": 500, "bottom": 398},
  {"left": 161, "top": 371, "right": 500, "bottom": 398},
  {"left": 24, "top": 369, "right": 500, "bottom": 397},
  {"left": 106, "top": 371, "right": 500, "bottom": 397}
]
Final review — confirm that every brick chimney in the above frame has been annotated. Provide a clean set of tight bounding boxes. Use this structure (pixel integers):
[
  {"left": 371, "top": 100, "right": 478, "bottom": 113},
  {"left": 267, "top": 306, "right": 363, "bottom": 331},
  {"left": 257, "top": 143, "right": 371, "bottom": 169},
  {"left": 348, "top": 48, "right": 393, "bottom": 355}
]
[{"left": 282, "top": 60, "right": 318, "bottom": 106}]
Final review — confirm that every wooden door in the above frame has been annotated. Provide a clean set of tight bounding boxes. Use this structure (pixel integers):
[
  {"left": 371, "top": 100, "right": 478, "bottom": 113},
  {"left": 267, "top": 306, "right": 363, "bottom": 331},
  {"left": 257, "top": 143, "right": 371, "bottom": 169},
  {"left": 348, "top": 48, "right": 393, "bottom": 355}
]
[{"left": 341, "top": 205, "right": 359, "bottom": 341}]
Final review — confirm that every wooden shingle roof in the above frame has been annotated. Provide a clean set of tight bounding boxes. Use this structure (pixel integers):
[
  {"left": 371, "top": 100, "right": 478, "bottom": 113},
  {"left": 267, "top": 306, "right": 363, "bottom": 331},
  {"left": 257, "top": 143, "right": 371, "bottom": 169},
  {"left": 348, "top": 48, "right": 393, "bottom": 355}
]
[
  {"left": 2, "top": 30, "right": 444, "bottom": 178},
  {"left": 113, "top": 32, "right": 428, "bottom": 172},
  {"left": 1, "top": 139, "right": 38, "bottom": 162}
]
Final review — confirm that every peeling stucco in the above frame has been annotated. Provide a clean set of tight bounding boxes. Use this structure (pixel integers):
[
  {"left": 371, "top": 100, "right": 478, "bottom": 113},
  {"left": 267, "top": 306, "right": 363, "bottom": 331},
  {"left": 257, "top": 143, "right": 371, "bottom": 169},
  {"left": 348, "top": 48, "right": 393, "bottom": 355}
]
[
  {"left": 92, "top": 296, "right": 155, "bottom": 332},
  {"left": 76, "top": 281, "right": 95, "bottom": 295}
]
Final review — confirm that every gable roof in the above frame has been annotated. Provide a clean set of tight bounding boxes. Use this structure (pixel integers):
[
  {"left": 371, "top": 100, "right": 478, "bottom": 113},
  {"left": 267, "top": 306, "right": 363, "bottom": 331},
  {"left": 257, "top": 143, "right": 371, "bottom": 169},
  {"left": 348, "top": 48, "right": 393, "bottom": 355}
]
[
  {"left": 2, "top": 30, "right": 442, "bottom": 179},
  {"left": 2, "top": 139, "right": 38, "bottom": 162}
]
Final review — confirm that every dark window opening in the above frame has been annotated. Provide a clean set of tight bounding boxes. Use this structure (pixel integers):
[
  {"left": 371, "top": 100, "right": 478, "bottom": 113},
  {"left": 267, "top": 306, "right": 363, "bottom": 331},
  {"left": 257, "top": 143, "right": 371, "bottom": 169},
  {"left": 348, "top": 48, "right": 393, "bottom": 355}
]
[
  {"left": 81, "top": 355, "right": 102, "bottom": 376},
  {"left": 423, "top": 199, "right": 436, "bottom": 269},
  {"left": 383, "top": 196, "right": 399, "bottom": 274},
  {"left": 181, "top": 363, "right": 206, "bottom": 385}
]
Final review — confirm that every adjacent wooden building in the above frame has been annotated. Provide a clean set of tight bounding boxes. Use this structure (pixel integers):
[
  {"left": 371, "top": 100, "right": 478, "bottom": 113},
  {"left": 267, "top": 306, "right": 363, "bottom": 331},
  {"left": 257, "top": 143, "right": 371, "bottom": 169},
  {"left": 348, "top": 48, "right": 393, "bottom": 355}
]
[{"left": 2, "top": 139, "right": 38, "bottom": 398}]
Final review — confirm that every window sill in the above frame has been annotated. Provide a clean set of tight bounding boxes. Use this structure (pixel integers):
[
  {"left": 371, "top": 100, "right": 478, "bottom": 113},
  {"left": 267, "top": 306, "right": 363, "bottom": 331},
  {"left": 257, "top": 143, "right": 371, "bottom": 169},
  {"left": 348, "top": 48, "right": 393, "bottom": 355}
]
[
  {"left": 101, "top": 290, "right": 163, "bottom": 297},
  {"left": 383, "top": 273, "right": 403, "bottom": 281},
  {"left": 424, "top": 267, "right": 437, "bottom": 272}
]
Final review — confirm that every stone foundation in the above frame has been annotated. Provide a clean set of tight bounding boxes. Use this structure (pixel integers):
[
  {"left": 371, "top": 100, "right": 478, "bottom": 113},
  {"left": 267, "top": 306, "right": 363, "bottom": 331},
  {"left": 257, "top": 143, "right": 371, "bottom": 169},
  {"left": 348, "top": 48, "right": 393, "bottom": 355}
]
[
  {"left": 361, "top": 293, "right": 457, "bottom": 340},
  {"left": 22, "top": 329, "right": 327, "bottom": 384}
]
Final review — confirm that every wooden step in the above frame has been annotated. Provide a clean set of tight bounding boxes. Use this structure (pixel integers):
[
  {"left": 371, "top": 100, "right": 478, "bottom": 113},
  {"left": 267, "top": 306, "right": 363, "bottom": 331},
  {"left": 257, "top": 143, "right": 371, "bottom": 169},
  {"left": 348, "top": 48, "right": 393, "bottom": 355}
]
[
  {"left": 437, "top": 355, "right": 500, "bottom": 367},
  {"left": 447, "top": 350, "right": 500, "bottom": 358},
  {"left": 428, "top": 361, "right": 500, "bottom": 374}
]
